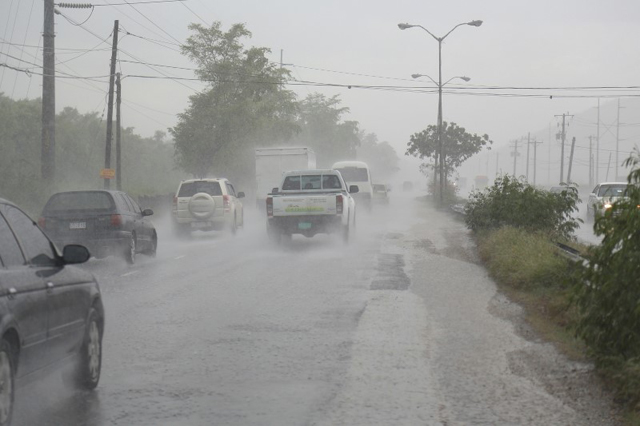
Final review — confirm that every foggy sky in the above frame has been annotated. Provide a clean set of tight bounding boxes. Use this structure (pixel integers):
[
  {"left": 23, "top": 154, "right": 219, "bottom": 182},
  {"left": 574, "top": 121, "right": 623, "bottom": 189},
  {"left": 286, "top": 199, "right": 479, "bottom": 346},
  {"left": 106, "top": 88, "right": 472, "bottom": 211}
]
[{"left": 1, "top": 0, "right": 639, "bottom": 187}]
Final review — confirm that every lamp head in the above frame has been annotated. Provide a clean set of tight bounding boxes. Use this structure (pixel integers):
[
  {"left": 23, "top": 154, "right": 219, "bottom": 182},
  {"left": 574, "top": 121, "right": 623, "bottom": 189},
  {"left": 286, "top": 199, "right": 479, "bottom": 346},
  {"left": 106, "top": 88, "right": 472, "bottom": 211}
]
[
  {"left": 398, "top": 23, "right": 414, "bottom": 30},
  {"left": 411, "top": 74, "right": 422, "bottom": 79},
  {"left": 468, "top": 20, "right": 483, "bottom": 27},
  {"left": 460, "top": 76, "right": 471, "bottom": 82}
]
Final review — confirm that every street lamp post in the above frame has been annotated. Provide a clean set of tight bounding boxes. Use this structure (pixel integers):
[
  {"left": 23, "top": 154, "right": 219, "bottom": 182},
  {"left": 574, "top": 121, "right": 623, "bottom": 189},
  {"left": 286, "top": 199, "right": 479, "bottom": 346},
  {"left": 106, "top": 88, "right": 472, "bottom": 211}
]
[{"left": 399, "top": 20, "right": 482, "bottom": 205}]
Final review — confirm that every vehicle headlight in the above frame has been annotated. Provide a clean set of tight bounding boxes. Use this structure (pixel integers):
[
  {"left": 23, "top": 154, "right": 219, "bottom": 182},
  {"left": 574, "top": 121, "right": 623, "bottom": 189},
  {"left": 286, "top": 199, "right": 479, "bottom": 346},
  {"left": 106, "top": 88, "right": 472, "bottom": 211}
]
[{"left": 604, "top": 203, "right": 612, "bottom": 209}]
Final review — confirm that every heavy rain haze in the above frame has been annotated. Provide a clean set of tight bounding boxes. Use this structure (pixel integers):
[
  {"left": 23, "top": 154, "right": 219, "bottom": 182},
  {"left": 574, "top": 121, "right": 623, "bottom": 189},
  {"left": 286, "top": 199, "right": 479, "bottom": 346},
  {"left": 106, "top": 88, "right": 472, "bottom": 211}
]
[
  {"left": 1, "top": 1, "right": 639, "bottom": 425},
  {"left": 2, "top": 0, "right": 640, "bottom": 186}
]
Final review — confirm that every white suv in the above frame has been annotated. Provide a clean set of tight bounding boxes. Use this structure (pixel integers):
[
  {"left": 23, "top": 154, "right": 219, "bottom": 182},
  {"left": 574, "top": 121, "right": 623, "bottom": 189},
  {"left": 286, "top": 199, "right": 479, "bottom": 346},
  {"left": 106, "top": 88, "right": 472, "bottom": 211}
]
[{"left": 172, "top": 178, "right": 245, "bottom": 236}]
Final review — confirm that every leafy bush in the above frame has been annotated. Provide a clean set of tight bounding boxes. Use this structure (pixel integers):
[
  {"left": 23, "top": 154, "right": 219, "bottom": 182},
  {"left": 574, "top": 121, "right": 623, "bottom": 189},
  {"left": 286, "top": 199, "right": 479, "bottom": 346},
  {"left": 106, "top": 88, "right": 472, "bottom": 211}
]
[
  {"left": 464, "top": 175, "right": 580, "bottom": 240},
  {"left": 573, "top": 150, "right": 640, "bottom": 360},
  {"left": 570, "top": 149, "right": 640, "bottom": 407}
]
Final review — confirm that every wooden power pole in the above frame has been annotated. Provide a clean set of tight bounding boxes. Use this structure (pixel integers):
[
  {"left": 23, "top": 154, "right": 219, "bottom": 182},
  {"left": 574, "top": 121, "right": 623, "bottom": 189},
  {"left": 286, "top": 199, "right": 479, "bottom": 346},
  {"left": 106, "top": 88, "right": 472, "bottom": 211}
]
[
  {"left": 116, "top": 72, "right": 122, "bottom": 190},
  {"left": 41, "top": 0, "right": 56, "bottom": 181},
  {"left": 104, "top": 20, "right": 119, "bottom": 189}
]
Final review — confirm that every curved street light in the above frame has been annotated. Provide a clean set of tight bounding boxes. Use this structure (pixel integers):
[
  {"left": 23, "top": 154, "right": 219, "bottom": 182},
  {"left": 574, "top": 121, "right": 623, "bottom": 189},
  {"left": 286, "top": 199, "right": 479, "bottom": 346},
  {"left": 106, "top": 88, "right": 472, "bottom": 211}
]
[
  {"left": 399, "top": 20, "right": 482, "bottom": 204},
  {"left": 412, "top": 74, "right": 471, "bottom": 86}
]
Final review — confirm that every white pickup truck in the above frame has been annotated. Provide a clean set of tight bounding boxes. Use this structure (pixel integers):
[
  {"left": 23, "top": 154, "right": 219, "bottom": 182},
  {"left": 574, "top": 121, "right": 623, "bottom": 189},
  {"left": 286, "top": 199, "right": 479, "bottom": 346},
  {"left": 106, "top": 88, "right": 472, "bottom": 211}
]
[{"left": 266, "top": 169, "right": 359, "bottom": 243}]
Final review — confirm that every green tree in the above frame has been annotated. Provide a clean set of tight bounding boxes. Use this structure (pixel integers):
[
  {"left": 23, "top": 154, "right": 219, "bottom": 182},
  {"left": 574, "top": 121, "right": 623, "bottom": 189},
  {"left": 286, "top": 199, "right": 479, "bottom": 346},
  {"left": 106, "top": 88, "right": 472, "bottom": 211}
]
[
  {"left": 170, "top": 22, "right": 299, "bottom": 183},
  {"left": 292, "top": 93, "right": 360, "bottom": 167},
  {"left": 406, "top": 121, "right": 492, "bottom": 179}
]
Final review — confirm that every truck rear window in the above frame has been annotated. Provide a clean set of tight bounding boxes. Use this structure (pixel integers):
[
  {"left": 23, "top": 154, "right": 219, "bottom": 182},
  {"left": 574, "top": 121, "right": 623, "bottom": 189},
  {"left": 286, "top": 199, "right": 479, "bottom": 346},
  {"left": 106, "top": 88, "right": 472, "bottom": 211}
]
[
  {"left": 178, "top": 181, "right": 222, "bottom": 197},
  {"left": 282, "top": 175, "right": 342, "bottom": 191}
]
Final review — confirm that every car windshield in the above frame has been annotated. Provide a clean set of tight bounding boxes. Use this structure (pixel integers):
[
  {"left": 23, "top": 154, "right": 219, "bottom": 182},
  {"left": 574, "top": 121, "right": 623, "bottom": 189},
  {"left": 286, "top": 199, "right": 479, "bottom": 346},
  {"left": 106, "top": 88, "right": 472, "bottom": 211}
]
[
  {"left": 44, "top": 192, "right": 114, "bottom": 212},
  {"left": 598, "top": 184, "right": 627, "bottom": 197},
  {"left": 178, "top": 181, "right": 222, "bottom": 197},
  {"left": 335, "top": 167, "right": 368, "bottom": 182}
]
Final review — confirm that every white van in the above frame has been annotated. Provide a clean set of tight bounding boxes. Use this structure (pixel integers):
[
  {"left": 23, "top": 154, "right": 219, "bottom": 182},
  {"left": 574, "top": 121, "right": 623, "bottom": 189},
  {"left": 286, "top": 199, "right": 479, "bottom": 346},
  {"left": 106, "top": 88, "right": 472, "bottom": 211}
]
[{"left": 331, "top": 161, "right": 374, "bottom": 211}]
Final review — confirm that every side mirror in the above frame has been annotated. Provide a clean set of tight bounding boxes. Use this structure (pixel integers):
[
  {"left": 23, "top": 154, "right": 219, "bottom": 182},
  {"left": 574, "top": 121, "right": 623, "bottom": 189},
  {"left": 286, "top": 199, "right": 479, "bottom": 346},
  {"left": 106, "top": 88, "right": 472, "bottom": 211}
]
[
  {"left": 237, "top": 192, "right": 245, "bottom": 199},
  {"left": 62, "top": 244, "right": 91, "bottom": 264},
  {"left": 142, "top": 208, "right": 154, "bottom": 217},
  {"left": 272, "top": 187, "right": 279, "bottom": 194},
  {"left": 349, "top": 185, "right": 359, "bottom": 194}
]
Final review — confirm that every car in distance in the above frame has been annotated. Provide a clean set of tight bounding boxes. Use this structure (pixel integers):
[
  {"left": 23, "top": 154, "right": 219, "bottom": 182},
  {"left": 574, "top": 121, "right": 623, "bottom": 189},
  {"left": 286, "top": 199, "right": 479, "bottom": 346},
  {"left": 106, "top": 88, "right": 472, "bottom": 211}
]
[
  {"left": 0, "top": 198, "right": 104, "bottom": 425},
  {"left": 39, "top": 190, "right": 157, "bottom": 264},
  {"left": 586, "top": 182, "right": 629, "bottom": 221},
  {"left": 172, "top": 178, "right": 245, "bottom": 237},
  {"left": 372, "top": 183, "right": 390, "bottom": 205}
]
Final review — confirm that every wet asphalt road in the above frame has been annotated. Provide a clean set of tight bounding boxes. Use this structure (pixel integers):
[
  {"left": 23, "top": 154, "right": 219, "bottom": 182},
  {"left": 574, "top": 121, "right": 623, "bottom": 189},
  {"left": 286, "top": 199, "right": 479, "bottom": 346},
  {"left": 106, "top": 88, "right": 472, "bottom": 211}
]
[{"left": 12, "top": 192, "right": 618, "bottom": 425}]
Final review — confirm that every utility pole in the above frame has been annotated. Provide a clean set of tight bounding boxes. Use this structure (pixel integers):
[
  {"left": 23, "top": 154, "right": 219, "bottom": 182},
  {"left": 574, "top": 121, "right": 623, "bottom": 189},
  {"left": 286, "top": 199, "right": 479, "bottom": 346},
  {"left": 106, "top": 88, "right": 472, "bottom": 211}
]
[
  {"left": 495, "top": 152, "right": 499, "bottom": 179},
  {"left": 567, "top": 136, "right": 576, "bottom": 183},
  {"left": 555, "top": 112, "right": 573, "bottom": 183},
  {"left": 532, "top": 138, "right": 542, "bottom": 186},
  {"left": 616, "top": 98, "right": 621, "bottom": 180},
  {"left": 526, "top": 132, "right": 531, "bottom": 182},
  {"left": 588, "top": 136, "right": 593, "bottom": 188},
  {"left": 548, "top": 124, "right": 551, "bottom": 185},
  {"left": 116, "top": 73, "right": 122, "bottom": 190},
  {"left": 510, "top": 139, "right": 520, "bottom": 176},
  {"left": 41, "top": 0, "right": 55, "bottom": 181},
  {"left": 596, "top": 98, "right": 600, "bottom": 183},
  {"left": 104, "top": 20, "right": 119, "bottom": 189},
  {"left": 606, "top": 152, "right": 612, "bottom": 181}
]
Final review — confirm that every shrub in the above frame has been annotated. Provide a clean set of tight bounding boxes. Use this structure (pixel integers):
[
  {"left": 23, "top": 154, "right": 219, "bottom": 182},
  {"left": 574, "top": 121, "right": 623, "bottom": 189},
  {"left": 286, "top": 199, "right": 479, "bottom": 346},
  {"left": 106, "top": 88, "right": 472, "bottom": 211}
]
[
  {"left": 464, "top": 175, "right": 580, "bottom": 240},
  {"left": 572, "top": 150, "right": 640, "bottom": 360},
  {"left": 570, "top": 149, "right": 640, "bottom": 407}
]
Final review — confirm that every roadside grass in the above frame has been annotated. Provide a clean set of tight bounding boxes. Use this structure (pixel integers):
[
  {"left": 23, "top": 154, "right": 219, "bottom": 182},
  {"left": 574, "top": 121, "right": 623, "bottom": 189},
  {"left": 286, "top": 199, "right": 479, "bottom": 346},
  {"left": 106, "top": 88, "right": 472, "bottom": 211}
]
[{"left": 475, "top": 227, "right": 585, "bottom": 359}]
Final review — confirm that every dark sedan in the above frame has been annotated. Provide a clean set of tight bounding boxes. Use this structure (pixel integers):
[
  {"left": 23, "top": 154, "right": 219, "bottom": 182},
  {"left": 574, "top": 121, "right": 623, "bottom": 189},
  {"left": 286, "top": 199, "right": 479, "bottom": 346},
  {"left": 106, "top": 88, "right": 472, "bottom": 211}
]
[
  {"left": 39, "top": 190, "right": 157, "bottom": 264},
  {"left": 0, "top": 198, "right": 104, "bottom": 426}
]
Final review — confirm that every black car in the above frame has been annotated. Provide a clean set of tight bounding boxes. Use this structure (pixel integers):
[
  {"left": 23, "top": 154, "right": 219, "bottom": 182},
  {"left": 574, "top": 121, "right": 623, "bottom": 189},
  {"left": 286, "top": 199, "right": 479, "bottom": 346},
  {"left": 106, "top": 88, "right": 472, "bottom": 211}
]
[
  {"left": 0, "top": 198, "right": 104, "bottom": 426},
  {"left": 39, "top": 190, "right": 157, "bottom": 264}
]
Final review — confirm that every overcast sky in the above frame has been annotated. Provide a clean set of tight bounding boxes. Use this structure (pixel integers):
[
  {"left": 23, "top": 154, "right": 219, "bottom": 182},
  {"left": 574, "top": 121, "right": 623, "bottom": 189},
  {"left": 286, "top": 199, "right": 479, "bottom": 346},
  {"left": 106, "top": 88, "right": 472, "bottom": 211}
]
[{"left": 1, "top": 0, "right": 640, "bottom": 186}]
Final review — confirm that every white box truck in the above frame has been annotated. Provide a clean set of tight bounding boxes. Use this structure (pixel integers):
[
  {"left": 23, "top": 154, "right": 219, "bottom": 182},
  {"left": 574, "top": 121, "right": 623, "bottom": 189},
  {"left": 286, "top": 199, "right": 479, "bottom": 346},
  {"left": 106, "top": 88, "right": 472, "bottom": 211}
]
[{"left": 255, "top": 147, "right": 316, "bottom": 209}]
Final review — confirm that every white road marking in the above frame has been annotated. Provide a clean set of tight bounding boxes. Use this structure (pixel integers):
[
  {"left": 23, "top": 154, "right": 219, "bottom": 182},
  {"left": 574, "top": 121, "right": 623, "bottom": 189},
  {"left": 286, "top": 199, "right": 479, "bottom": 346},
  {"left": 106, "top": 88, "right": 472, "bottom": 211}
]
[
  {"left": 120, "top": 271, "right": 139, "bottom": 277},
  {"left": 175, "top": 255, "right": 186, "bottom": 260}
]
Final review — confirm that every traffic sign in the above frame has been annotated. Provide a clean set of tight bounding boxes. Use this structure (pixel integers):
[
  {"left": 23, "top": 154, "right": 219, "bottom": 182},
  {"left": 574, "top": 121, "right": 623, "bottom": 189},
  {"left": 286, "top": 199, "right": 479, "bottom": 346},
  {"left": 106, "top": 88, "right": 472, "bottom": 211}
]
[{"left": 100, "top": 168, "right": 115, "bottom": 179}]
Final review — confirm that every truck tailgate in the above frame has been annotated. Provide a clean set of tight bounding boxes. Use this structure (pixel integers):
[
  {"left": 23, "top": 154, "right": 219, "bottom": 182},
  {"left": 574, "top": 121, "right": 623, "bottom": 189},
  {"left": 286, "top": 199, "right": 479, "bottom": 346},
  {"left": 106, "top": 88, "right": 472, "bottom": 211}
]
[{"left": 273, "top": 195, "right": 337, "bottom": 216}]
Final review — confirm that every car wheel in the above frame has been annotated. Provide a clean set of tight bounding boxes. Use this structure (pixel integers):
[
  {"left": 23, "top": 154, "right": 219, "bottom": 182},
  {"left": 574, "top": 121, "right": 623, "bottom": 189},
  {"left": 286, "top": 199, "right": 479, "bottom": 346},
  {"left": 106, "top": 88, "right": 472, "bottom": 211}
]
[
  {"left": 0, "top": 339, "right": 15, "bottom": 426},
  {"left": 148, "top": 232, "right": 157, "bottom": 257},
  {"left": 124, "top": 234, "right": 136, "bottom": 265},
  {"left": 74, "top": 309, "right": 102, "bottom": 390},
  {"left": 230, "top": 215, "right": 237, "bottom": 236},
  {"left": 342, "top": 224, "right": 350, "bottom": 244}
]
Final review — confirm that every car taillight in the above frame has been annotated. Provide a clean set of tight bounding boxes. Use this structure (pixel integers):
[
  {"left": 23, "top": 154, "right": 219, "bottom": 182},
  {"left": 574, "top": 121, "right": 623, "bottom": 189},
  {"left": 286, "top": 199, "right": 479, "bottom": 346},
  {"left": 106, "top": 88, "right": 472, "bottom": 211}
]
[
  {"left": 223, "top": 195, "right": 231, "bottom": 212},
  {"left": 38, "top": 217, "right": 45, "bottom": 228},
  {"left": 110, "top": 214, "right": 123, "bottom": 227},
  {"left": 266, "top": 197, "right": 273, "bottom": 217},
  {"left": 336, "top": 194, "right": 343, "bottom": 214}
]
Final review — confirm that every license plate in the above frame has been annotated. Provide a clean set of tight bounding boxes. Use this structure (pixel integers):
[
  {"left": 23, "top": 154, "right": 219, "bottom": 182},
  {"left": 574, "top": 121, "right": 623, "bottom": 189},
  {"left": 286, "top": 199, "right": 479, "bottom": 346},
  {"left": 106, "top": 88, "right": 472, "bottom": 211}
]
[
  {"left": 69, "top": 222, "right": 86, "bottom": 229},
  {"left": 191, "top": 221, "right": 209, "bottom": 228},
  {"left": 298, "top": 222, "right": 312, "bottom": 230}
]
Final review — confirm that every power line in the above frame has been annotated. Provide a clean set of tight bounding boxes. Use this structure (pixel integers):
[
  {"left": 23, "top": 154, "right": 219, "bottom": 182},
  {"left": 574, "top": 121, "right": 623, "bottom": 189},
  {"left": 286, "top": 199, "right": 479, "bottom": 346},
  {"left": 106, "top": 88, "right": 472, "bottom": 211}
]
[{"left": 180, "top": 2, "right": 209, "bottom": 26}]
